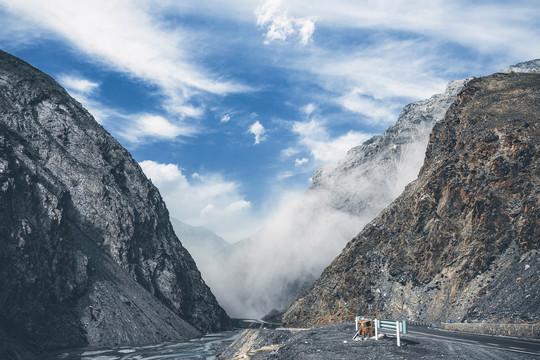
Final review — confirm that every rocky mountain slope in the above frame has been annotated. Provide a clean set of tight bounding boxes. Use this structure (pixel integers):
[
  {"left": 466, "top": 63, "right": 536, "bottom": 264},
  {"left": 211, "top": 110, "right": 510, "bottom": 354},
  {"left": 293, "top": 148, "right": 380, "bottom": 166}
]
[
  {"left": 283, "top": 72, "right": 539, "bottom": 327},
  {"left": 311, "top": 78, "right": 469, "bottom": 219},
  {"left": 0, "top": 49, "right": 230, "bottom": 353}
]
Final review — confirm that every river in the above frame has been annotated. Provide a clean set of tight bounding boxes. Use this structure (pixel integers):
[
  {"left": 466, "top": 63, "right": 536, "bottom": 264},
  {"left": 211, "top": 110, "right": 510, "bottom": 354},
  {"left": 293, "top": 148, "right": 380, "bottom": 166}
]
[{"left": 36, "top": 330, "right": 242, "bottom": 360}]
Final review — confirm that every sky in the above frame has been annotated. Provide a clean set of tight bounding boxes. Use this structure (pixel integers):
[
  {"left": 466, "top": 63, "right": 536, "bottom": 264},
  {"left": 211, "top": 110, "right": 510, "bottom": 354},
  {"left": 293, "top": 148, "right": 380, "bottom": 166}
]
[{"left": 0, "top": 0, "right": 538, "bottom": 242}]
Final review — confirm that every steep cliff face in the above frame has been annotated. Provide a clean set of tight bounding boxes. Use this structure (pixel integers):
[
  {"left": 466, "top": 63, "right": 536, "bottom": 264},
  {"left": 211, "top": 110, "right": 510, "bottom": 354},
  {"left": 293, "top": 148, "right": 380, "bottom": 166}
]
[
  {"left": 0, "top": 50, "right": 230, "bottom": 351},
  {"left": 283, "top": 72, "right": 539, "bottom": 327}
]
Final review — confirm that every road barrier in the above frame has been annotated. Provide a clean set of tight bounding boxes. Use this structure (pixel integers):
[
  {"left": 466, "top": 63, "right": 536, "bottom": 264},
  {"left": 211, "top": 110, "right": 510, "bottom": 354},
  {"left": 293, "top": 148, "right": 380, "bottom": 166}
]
[
  {"left": 376, "top": 319, "right": 407, "bottom": 346},
  {"left": 440, "top": 322, "right": 540, "bottom": 339},
  {"left": 407, "top": 320, "right": 434, "bottom": 327},
  {"left": 355, "top": 316, "right": 407, "bottom": 346}
]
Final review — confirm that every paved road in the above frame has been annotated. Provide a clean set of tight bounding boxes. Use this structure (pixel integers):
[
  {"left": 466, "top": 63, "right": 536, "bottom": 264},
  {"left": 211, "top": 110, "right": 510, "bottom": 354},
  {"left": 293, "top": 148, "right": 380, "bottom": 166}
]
[{"left": 406, "top": 324, "right": 540, "bottom": 357}]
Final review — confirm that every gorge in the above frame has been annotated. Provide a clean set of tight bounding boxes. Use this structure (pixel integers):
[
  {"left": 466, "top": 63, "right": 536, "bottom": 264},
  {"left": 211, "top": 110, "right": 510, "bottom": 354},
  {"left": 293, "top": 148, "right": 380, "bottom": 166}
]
[{"left": 0, "top": 48, "right": 538, "bottom": 359}]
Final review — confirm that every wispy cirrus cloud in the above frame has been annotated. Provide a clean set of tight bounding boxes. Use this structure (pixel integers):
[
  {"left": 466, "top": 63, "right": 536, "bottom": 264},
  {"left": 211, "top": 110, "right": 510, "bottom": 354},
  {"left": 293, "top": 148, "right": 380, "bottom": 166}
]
[{"left": 0, "top": 0, "right": 251, "bottom": 119}]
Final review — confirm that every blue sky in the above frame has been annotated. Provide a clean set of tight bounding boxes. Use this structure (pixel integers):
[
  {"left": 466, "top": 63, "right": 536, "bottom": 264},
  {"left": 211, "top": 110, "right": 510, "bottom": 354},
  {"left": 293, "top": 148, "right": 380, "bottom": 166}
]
[{"left": 1, "top": 0, "right": 538, "bottom": 241}]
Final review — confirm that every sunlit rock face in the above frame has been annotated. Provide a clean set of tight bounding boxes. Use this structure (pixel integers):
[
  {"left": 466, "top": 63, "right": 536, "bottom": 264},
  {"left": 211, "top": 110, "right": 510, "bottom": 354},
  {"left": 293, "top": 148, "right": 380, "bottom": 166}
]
[
  {"left": 0, "top": 49, "right": 230, "bottom": 352},
  {"left": 283, "top": 72, "right": 540, "bottom": 327}
]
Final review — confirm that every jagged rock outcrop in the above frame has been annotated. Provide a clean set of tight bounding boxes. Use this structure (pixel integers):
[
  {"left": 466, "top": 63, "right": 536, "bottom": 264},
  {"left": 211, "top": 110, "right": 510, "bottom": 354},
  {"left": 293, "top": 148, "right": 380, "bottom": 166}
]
[
  {"left": 0, "top": 49, "right": 230, "bottom": 353},
  {"left": 283, "top": 72, "right": 540, "bottom": 327}
]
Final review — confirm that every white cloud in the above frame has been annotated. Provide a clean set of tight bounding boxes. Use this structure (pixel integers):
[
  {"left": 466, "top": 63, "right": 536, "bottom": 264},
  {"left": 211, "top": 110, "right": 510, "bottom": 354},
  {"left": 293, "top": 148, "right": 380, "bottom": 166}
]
[
  {"left": 256, "top": 0, "right": 316, "bottom": 45},
  {"left": 297, "top": 17, "right": 316, "bottom": 45},
  {"left": 64, "top": 93, "right": 197, "bottom": 144},
  {"left": 220, "top": 114, "right": 231, "bottom": 123},
  {"left": 57, "top": 74, "right": 99, "bottom": 94},
  {"left": 295, "top": 157, "right": 309, "bottom": 166},
  {"left": 265, "top": 1, "right": 540, "bottom": 61},
  {"left": 139, "top": 160, "right": 189, "bottom": 186},
  {"left": 139, "top": 160, "right": 258, "bottom": 241},
  {"left": 292, "top": 119, "right": 372, "bottom": 163},
  {"left": 249, "top": 120, "right": 266, "bottom": 144},
  {"left": 302, "top": 103, "right": 316, "bottom": 116},
  {"left": 281, "top": 147, "right": 299, "bottom": 157},
  {"left": 337, "top": 90, "right": 401, "bottom": 125},
  {"left": 118, "top": 114, "right": 195, "bottom": 144}
]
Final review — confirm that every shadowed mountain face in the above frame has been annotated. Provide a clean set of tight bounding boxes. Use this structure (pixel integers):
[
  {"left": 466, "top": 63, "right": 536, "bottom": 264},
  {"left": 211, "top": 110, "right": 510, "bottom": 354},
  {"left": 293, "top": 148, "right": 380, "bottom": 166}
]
[
  {"left": 0, "top": 50, "right": 230, "bottom": 352},
  {"left": 283, "top": 72, "right": 540, "bottom": 327}
]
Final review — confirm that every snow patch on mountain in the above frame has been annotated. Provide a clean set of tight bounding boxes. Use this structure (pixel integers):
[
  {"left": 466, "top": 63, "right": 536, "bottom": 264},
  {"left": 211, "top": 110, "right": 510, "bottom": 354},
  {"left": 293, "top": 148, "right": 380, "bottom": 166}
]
[{"left": 499, "top": 59, "right": 540, "bottom": 73}]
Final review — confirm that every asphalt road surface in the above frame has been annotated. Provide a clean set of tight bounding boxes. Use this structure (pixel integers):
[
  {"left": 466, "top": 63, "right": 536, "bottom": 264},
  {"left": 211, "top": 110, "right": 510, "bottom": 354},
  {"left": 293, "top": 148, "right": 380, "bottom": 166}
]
[{"left": 407, "top": 324, "right": 540, "bottom": 357}]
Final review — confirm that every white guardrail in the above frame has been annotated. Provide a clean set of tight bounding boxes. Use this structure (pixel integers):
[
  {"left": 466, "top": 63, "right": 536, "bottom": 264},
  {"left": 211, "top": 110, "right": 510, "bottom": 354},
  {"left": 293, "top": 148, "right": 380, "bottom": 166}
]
[{"left": 355, "top": 316, "right": 407, "bottom": 346}]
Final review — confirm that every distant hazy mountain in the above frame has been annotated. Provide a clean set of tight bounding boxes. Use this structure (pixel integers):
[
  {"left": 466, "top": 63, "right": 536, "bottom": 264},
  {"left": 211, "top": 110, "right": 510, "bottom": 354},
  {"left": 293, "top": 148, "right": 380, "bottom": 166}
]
[
  {"left": 0, "top": 49, "right": 230, "bottom": 354},
  {"left": 171, "top": 218, "right": 229, "bottom": 260}
]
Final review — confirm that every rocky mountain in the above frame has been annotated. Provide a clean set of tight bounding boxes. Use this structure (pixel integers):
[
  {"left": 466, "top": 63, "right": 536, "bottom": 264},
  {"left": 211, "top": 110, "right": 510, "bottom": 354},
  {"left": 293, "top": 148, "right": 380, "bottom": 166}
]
[
  {"left": 310, "top": 79, "right": 470, "bottom": 219},
  {"left": 0, "top": 49, "right": 230, "bottom": 353},
  {"left": 310, "top": 59, "right": 540, "bottom": 231},
  {"left": 283, "top": 72, "right": 539, "bottom": 327}
]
